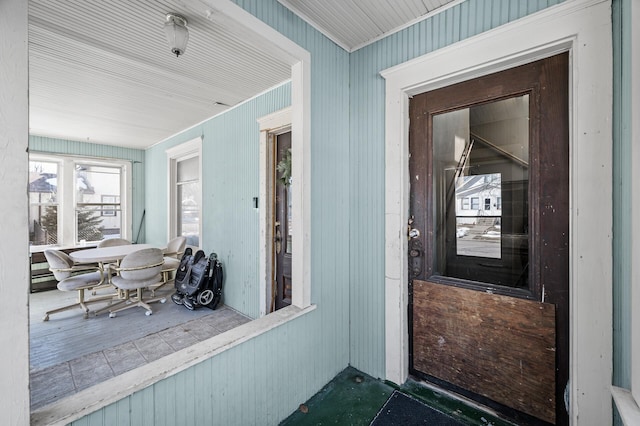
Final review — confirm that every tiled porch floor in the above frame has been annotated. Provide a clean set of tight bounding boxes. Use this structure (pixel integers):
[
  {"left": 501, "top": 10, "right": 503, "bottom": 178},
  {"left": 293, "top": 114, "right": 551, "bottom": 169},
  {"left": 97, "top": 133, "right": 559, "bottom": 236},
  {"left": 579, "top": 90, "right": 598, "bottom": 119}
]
[{"left": 29, "top": 288, "right": 250, "bottom": 411}]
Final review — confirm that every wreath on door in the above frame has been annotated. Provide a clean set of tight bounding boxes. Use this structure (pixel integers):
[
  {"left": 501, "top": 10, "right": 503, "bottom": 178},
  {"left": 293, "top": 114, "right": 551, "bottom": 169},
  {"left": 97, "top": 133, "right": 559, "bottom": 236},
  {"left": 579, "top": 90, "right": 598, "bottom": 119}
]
[{"left": 276, "top": 148, "right": 292, "bottom": 186}]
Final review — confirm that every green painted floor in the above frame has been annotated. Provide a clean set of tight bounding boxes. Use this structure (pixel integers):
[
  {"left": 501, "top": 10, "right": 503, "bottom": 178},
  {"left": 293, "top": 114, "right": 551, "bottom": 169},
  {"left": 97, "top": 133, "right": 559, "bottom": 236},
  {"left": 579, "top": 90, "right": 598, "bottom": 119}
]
[{"left": 280, "top": 367, "right": 515, "bottom": 426}]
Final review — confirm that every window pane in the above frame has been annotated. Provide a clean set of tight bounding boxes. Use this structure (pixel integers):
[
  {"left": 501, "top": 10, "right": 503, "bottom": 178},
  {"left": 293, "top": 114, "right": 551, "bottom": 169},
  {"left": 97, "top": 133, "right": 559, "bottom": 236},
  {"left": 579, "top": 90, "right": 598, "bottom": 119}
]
[
  {"left": 76, "top": 206, "right": 105, "bottom": 243},
  {"left": 29, "top": 161, "right": 58, "bottom": 245},
  {"left": 177, "top": 181, "right": 200, "bottom": 246},
  {"left": 76, "top": 164, "right": 121, "bottom": 242},
  {"left": 177, "top": 156, "right": 199, "bottom": 183},
  {"left": 432, "top": 94, "right": 529, "bottom": 288}
]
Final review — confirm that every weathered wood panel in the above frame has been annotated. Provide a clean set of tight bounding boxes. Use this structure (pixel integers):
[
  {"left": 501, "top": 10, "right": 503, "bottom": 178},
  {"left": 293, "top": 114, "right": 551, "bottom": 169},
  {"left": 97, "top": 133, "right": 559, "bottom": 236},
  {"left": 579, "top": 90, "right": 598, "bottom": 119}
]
[{"left": 412, "top": 280, "right": 556, "bottom": 424}]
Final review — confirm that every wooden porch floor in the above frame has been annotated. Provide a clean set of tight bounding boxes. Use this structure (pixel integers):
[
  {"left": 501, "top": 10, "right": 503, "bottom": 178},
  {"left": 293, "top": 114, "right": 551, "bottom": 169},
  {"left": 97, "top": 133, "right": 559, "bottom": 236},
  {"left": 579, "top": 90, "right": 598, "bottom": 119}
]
[{"left": 29, "top": 286, "right": 250, "bottom": 411}]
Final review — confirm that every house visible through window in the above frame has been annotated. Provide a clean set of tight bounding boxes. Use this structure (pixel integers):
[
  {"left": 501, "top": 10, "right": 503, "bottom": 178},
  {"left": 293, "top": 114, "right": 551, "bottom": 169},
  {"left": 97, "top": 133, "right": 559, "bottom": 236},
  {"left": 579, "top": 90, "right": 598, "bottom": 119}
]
[
  {"left": 28, "top": 155, "right": 130, "bottom": 248},
  {"left": 29, "top": 160, "right": 59, "bottom": 245},
  {"left": 76, "top": 164, "right": 122, "bottom": 243},
  {"left": 470, "top": 197, "right": 479, "bottom": 210},
  {"left": 167, "top": 137, "right": 202, "bottom": 248}
]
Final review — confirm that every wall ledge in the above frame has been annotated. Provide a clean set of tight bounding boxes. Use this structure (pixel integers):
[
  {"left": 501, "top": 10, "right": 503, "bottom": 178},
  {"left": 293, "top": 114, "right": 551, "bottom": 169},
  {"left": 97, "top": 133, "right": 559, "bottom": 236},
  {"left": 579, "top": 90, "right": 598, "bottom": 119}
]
[
  {"left": 30, "top": 304, "right": 316, "bottom": 426},
  {"left": 612, "top": 386, "right": 640, "bottom": 425}
]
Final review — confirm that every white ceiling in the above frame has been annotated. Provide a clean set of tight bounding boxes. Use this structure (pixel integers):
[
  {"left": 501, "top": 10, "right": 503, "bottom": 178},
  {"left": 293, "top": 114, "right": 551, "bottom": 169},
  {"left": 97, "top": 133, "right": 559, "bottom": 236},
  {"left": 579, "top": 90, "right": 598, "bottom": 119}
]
[
  {"left": 29, "top": 1, "right": 459, "bottom": 150},
  {"left": 28, "top": 0, "right": 292, "bottom": 149},
  {"left": 278, "top": 0, "right": 460, "bottom": 52}
]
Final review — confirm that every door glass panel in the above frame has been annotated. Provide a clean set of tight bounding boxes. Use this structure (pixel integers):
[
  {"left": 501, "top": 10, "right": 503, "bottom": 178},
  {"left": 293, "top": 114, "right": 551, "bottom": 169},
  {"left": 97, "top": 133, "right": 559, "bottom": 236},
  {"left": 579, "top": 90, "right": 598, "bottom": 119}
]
[
  {"left": 286, "top": 183, "right": 292, "bottom": 254},
  {"left": 432, "top": 95, "right": 529, "bottom": 288}
]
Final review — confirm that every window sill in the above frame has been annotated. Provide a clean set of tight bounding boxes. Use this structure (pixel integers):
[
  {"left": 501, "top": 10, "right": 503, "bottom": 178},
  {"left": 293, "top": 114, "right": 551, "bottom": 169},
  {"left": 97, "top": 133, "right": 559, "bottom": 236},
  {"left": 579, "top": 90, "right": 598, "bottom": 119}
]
[
  {"left": 30, "top": 304, "right": 316, "bottom": 426},
  {"left": 612, "top": 386, "right": 640, "bottom": 425}
]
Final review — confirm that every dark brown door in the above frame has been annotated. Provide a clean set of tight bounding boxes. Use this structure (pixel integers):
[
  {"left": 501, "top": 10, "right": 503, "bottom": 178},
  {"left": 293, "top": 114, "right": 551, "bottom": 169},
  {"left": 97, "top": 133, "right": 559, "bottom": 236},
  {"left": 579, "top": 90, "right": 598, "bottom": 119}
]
[
  {"left": 274, "top": 131, "right": 292, "bottom": 310},
  {"left": 408, "top": 53, "right": 569, "bottom": 425}
]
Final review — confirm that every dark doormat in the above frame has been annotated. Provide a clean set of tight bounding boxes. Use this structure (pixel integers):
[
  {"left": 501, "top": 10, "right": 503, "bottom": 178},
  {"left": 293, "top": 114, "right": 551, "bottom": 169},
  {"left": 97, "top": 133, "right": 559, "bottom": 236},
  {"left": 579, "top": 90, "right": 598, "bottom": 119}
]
[{"left": 371, "top": 390, "right": 465, "bottom": 425}]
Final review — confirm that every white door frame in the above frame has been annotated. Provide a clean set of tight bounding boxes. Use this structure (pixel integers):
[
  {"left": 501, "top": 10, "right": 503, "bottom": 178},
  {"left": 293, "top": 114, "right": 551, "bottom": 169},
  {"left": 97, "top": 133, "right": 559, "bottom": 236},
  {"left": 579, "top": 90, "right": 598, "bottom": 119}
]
[
  {"left": 381, "top": 0, "right": 612, "bottom": 423},
  {"left": 258, "top": 107, "right": 292, "bottom": 316}
]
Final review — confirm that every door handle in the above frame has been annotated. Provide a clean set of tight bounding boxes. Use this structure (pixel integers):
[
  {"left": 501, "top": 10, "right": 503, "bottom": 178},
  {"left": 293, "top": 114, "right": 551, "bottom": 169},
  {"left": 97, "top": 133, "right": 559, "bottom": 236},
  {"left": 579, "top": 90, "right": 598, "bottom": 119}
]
[
  {"left": 407, "top": 215, "right": 420, "bottom": 240},
  {"left": 274, "top": 222, "right": 282, "bottom": 254}
]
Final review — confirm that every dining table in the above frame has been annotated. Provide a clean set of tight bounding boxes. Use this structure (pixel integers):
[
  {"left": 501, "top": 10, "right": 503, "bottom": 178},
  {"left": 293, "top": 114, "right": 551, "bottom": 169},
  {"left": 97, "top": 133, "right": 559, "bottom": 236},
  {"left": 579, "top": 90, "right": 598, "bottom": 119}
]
[
  {"left": 69, "top": 243, "right": 161, "bottom": 306},
  {"left": 69, "top": 243, "right": 157, "bottom": 265}
]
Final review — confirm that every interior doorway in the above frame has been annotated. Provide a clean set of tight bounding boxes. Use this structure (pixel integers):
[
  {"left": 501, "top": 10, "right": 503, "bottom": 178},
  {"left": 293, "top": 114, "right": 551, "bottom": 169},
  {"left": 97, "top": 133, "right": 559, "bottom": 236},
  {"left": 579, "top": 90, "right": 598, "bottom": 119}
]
[
  {"left": 257, "top": 108, "right": 293, "bottom": 315},
  {"left": 408, "top": 54, "right": 569, "bottom": 425},
  {"left": 273, "top": 131, "right": 293, "bottom": 311}
]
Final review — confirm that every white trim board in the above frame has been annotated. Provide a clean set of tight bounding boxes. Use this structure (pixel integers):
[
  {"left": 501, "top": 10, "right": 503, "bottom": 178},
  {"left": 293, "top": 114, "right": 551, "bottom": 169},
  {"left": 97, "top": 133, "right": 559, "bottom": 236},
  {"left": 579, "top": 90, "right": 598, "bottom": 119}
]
[{"left": 381, "top": 0, "right": 612, "bottom": 424}]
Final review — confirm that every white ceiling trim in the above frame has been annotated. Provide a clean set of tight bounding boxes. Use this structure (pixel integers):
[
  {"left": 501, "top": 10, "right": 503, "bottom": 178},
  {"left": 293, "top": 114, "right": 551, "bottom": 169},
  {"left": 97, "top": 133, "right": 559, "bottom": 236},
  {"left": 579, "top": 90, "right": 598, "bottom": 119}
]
[
  {"left": 349, "top": 0, "right": 465, "bottom": 52},
  {"left": 277, "top": 0, "right": 464, "bottom": 52}
]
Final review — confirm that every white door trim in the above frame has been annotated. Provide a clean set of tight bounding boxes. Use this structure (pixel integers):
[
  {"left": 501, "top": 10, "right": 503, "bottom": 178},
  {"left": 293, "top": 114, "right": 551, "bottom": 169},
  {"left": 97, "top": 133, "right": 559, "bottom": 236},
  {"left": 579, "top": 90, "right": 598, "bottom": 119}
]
[
  {"left": 258, "top": 107, "right": 292, "bottom": 316},
  {"left": 381, "top": 0, "right": 612, "bottom": 423}
]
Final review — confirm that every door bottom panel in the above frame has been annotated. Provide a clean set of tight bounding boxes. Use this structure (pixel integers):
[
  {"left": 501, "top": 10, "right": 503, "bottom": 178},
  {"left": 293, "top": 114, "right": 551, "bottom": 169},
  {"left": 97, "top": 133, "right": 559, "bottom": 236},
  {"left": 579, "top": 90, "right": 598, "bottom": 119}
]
[{"left": 411, "top": 279, "right": 556, "bottom": 424}]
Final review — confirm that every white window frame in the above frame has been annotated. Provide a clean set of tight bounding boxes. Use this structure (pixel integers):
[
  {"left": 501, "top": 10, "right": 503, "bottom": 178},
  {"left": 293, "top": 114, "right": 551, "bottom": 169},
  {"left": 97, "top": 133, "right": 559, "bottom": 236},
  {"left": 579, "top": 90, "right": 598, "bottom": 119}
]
[
  {"left": 381, "top": 0, "right": 612, "bottom": 424},
  {"left": 166, "top": 136, "right": 203, "bottom": 249},
  {"left": 28, "top": 153, "right": 132, "bottom": 249}
]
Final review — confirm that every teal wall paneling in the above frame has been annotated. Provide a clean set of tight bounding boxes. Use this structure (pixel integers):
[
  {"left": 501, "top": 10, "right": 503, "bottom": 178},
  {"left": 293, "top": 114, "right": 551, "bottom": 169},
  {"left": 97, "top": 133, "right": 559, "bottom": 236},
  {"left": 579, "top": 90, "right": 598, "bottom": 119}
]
[
  {"left": 28, "top": 135, "right": 146, "bottom": 243},
  {"left": 612, "top": 0, "right": 632, "bottom": 398},
  {"left": 144, "top": 83, "right": 291, "bottom": 319},
  {"left": 347, "top": 0, "right": 563, "bottom": 378},
  {"left": 64, "top": 0, "right": 640, "bottom": 424}
]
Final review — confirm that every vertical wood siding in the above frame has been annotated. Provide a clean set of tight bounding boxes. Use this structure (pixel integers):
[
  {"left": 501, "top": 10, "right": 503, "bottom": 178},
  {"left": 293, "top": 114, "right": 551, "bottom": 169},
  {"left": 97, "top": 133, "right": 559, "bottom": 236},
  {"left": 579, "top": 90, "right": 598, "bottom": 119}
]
[
  {"left": 69, "top": 1, "right": 579, "bottom": 425},
  {"left": 612, "top": 0, "right": 632, "bottom": 399},
  {"left": 28, "top": 136, "right": 146, "bottom": 242},
  {"left": 144, "top": 83, "right": 291, "bottom": 319},
  {"left": 348, "top": 0, "right": 563, "bottom": 378}
]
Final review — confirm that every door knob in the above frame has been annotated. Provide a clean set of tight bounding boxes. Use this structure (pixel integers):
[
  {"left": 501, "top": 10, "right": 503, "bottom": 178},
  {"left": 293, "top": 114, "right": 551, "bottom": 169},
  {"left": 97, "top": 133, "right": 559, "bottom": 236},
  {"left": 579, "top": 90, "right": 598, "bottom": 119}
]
[
  {"left": 408, "top": 228, "right": 420, "bottom": 239},
  {"left": 274, "top": 226, "right": 282, "bottom": 254}
]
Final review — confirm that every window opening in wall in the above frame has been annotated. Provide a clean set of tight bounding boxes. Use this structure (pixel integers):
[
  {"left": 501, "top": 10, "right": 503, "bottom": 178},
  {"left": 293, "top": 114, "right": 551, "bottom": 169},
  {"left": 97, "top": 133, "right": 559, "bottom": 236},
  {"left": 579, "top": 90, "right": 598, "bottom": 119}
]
[
  {"left": 28, "top": 155, "right": 130, "bottom": 248},
  {"left": 176, "top": 156, "right": 201, "bottom": 247},
  {"left": 167, "top": 137, "right": 202, "bottom": 248},
  {"left": 29, "top": 160, "right": 59, "bottom": 246},
  {"left": 75, "top": 164, "right": 122, "bottom": 244}
]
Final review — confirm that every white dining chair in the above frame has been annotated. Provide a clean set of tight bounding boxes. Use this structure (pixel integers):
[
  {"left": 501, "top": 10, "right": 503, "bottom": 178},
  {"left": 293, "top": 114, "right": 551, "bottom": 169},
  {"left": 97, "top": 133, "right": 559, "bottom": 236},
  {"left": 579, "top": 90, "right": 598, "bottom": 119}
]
[
  {"left": 42, "top": 249, "right": 111, "bottom": 321},
  {"left": 105, "top": 248, "right": 166, "bottom": 317}
]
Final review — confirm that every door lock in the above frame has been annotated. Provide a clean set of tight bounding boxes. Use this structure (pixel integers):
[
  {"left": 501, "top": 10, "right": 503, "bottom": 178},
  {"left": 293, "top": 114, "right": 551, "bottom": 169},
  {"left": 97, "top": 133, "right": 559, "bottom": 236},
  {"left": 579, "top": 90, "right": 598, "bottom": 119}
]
[
  {"left": 407, "top": 215, "right": 420, "bottom": 240},
  {"left": 274, "top": 222, "right": 282, "bottom": 254}
]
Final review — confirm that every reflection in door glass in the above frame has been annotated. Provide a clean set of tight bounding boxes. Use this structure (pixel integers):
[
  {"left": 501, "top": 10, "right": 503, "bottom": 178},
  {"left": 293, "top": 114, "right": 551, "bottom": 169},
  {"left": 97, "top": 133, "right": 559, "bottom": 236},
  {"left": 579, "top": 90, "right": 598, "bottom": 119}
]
[
  {"left": 432, "top": 95, "right": 529, "bottom": 288},
  {"left": 455, "top": 173, "right": 501, "bottom": 258}
]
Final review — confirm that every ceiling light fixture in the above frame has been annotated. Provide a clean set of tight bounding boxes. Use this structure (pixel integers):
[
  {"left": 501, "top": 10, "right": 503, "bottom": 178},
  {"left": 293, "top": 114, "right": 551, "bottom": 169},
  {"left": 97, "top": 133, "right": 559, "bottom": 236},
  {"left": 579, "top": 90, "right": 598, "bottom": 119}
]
[{"left": 163, "top": 13, "right": 189, "bottom": 57}]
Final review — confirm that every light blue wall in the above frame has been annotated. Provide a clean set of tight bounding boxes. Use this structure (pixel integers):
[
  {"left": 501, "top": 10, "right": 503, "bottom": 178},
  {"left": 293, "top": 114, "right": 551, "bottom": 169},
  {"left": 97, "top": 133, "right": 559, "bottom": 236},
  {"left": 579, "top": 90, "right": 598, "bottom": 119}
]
[
  {"left": 28, "top": 135, "right": 146, "bottom": 242},
  {"left": 144, "top": 83, "right": 291, "bottom": 318},
  {"left": 612, "top": 0, "right": 632, "bottom": 408},
  {"left": 70, "top": 0, "right": 639, "bottom": 425},
  {"left": 347, "top": 0, "right": 564, "bottom": 378},
  {"left": 73, "top": 1, "right": 351, "bottom": 424}
]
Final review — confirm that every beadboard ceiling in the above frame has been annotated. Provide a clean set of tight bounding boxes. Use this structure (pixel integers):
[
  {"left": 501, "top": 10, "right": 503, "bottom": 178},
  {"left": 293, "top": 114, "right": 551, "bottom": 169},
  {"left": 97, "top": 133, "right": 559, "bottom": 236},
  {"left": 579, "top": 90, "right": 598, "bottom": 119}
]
[
  {"left": 278, "top": 0, "right": 460, "bottom": 52},
  {"left": 28, "top": 0, "right": 292, "bottom": 149},
  {"left": 29, "top": 1, "right": 459, "bottom": 149}
]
